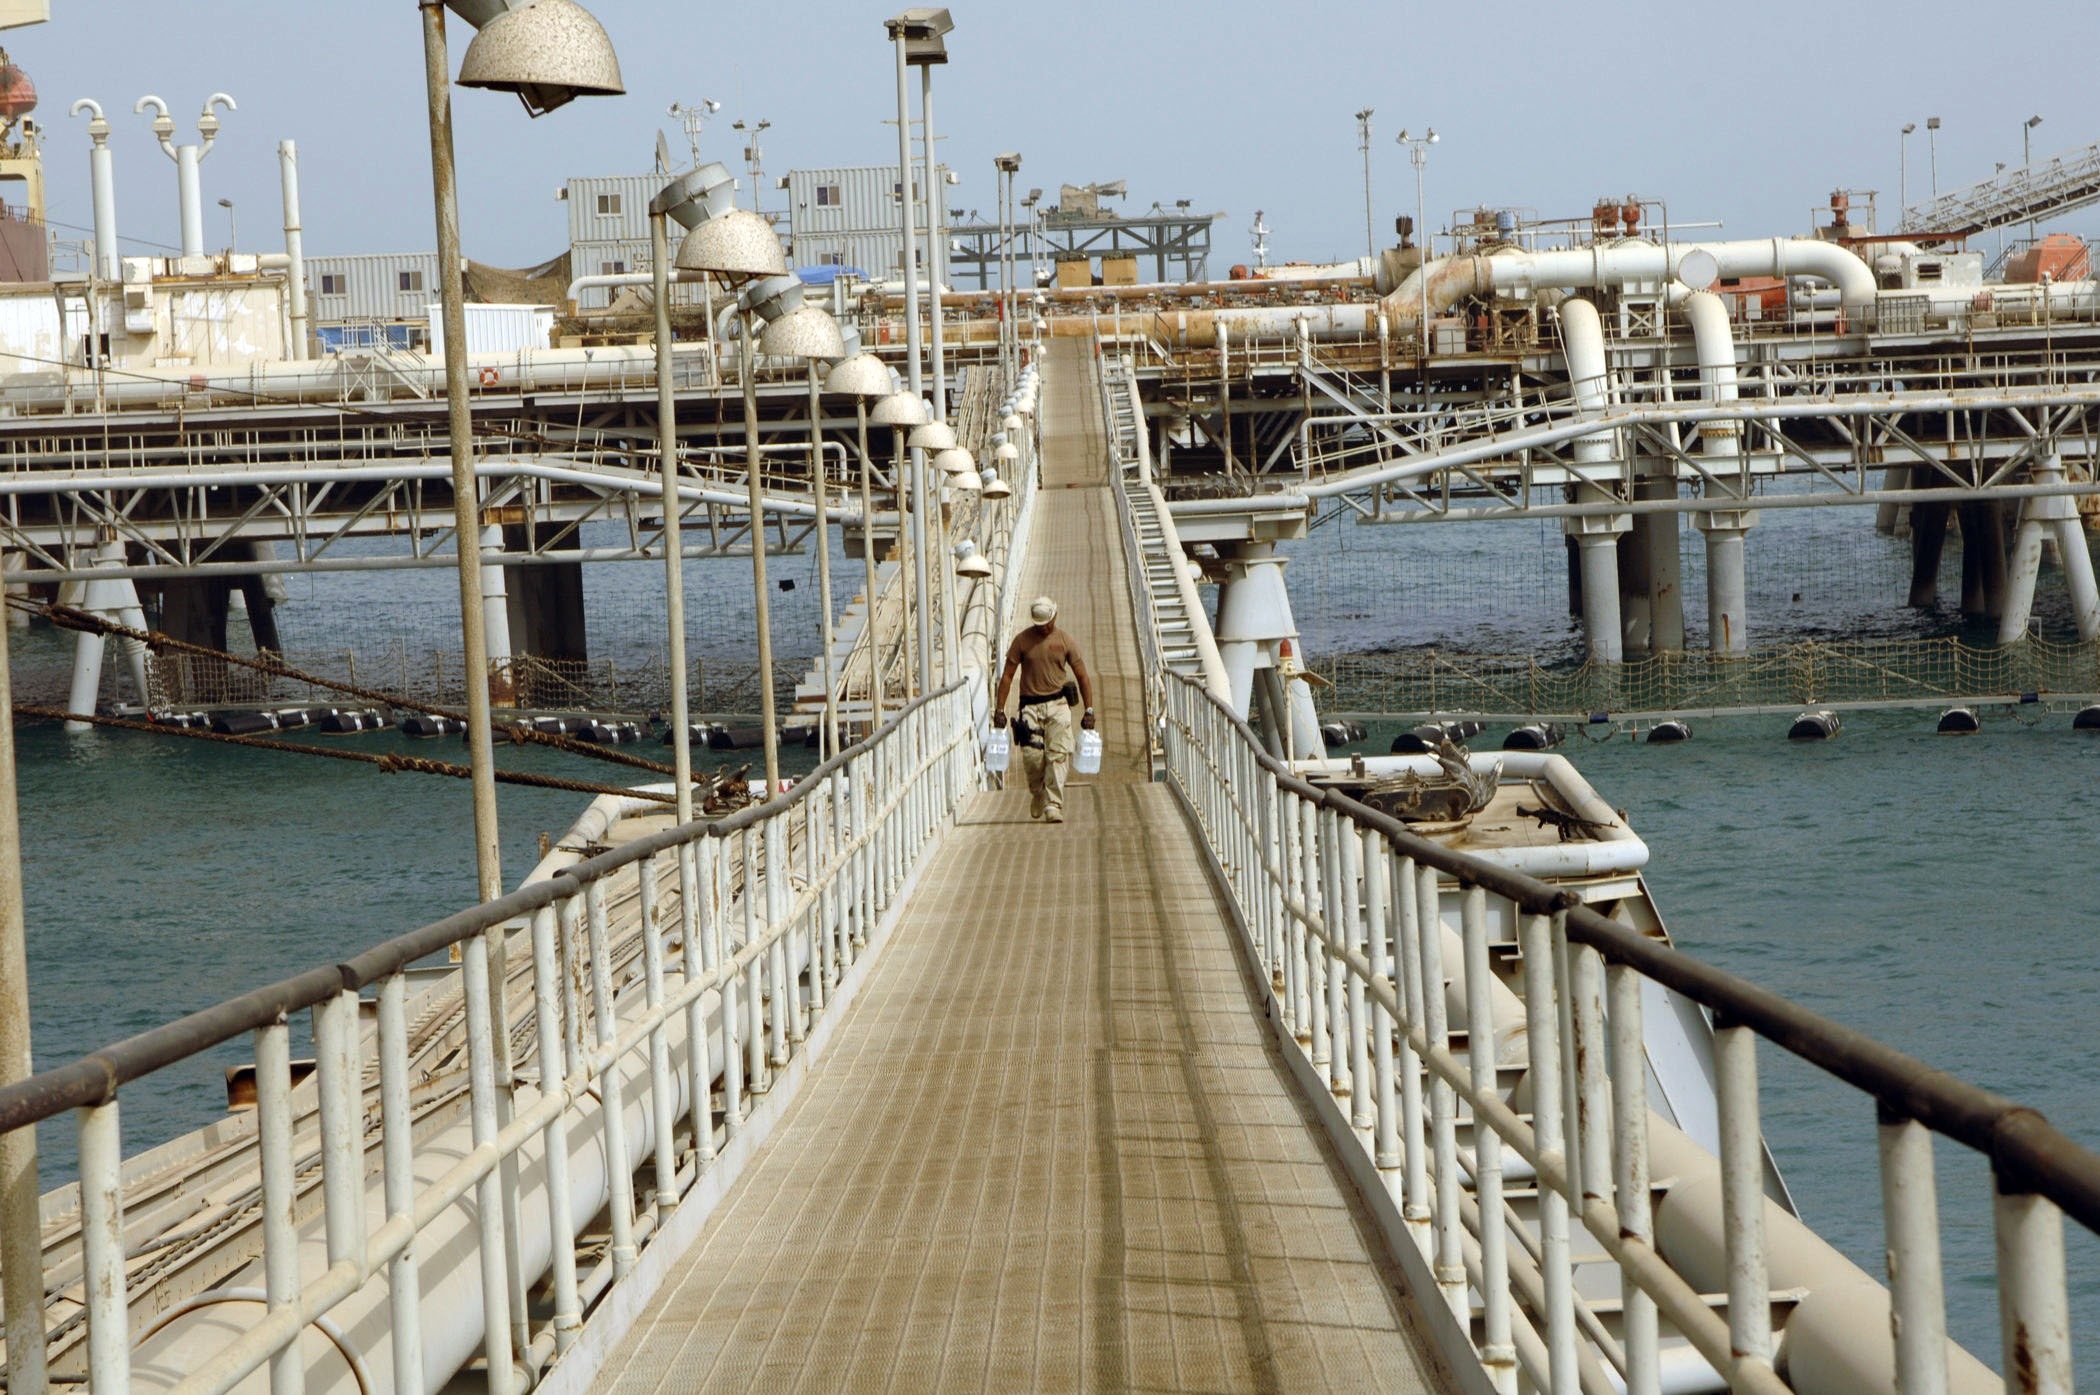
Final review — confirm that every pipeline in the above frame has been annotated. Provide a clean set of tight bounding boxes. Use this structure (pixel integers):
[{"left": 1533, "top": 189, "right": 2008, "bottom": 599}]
[
  {"left": 1558, "top": 298, "right": 1626, "bottom": 662},
  {"left": 279, "top": 141, "right": 309, "bottom": 361},
  {"left": 1378, "top": 237, "right": 1878, "bottom": 336},
  {"left": 1683, "top": 291, "right": 1751, "bottom": 653},
  {"left": 0, "top": 341, "right": 710, "bottom": 414}
]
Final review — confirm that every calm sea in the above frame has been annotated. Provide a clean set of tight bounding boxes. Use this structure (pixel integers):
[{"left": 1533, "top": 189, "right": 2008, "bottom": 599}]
[{"left": 10, "top": 501, "right": 2100, "bottom": 1373}]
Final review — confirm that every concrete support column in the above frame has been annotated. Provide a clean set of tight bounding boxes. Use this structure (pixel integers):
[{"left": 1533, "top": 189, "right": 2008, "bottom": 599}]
[
  {"left": 1697, "top": 513, "right": 1752, "bottom": 654},
  {"left": 1958, "top": 500, "right": 2008, "bottom": 622},
  {"left": 1638, "top": 478, "right": 1684, "bottom": 652},
  {"left": 65, "top": 541, "right": 151, "bottom": 728},
  {"left": 0, "top": 553, "right": 23, "bottom": 630},
  {"left": 479, "top": 524, "right": 516, "bottom": 706},
  {"left": 1574, "top": 531, "right": 1626, "bottom": 662},
  {"left": 503, "top": 524, "right": 588, "bottom": 666},
  {"left": 1999, "top": 455, "right": 2098, "bottom": 642}
]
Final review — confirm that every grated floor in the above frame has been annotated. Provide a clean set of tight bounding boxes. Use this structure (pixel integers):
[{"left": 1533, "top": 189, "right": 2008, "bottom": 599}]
[{"left": 585, "top": 344, "right": 1442, "bottom": 1394}]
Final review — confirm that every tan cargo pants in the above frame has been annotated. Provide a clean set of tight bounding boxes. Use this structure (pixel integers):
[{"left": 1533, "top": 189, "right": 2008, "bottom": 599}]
[{"left": 1020, "top": 698, "right": 1075, "bottom": 822}]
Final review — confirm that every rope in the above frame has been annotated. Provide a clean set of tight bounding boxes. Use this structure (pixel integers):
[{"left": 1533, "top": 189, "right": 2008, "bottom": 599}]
[
  {"left": 13, "top": 704, "right": 677, "bottom": 805},
  {"left": 10, "top": 597, "right": 680, "bottom": 777}
]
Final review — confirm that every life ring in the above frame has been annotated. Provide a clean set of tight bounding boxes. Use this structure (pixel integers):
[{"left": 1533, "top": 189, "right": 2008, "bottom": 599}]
[{"left": 478, "top": 366, "right": 500, "bottom": 386}]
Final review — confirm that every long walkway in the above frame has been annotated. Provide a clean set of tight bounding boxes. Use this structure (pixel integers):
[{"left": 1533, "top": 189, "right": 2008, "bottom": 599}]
[{"left": 590, "top": 343, "right": 1443, "bottom": 1393}]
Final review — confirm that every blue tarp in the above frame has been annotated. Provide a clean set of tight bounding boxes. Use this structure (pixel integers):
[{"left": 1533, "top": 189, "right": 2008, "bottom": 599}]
[{"left": 796, "top": 266, "right": 868, "bottom": 286}]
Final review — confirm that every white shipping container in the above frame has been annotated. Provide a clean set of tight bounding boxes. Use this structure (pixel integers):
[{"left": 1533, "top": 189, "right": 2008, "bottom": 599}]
[{"left": 428, "top": 303, "right": 556, "bottom": 357}]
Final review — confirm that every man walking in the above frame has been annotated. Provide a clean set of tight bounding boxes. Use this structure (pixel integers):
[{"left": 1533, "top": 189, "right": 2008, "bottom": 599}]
[{"left": 993, "top": 595, "right": 1097, "bottom": 823}]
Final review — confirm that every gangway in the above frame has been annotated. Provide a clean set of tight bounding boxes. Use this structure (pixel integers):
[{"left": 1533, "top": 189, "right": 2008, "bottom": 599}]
[
  {"left": 3, "top": 336, "right": 2100, "bottom": 1395},
  {"left": 1903, "top": 134, "right": 2100, "bottom": 240}
]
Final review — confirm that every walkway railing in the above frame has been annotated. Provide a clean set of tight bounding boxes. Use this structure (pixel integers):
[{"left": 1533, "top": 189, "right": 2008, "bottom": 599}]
[
  {"left": 1161, "top": 669, "right": 2096, "bottom": 1395},
  {"left": 0, "top": 683, "right": 976, "bottom": 1395}
]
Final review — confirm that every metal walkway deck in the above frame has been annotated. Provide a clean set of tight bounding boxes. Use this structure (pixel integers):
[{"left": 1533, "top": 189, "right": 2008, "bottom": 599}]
[{"left": 586, "top": 343, "right": 1444, "bottom": 1392}]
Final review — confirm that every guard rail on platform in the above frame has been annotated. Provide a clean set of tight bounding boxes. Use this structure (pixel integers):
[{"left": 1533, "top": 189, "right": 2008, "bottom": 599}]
[
  {"left": 0, "top": 683, "right": 977, "bottom": 1395},
  {"left": 1162, "top": 669, "right": 2096, "bottom": 1395}
]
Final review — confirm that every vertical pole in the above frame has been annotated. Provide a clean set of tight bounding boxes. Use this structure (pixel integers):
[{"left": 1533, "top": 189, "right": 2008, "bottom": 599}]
[
  {"left": 76, "top": 1101, "right": 129, "bottom": 1395},
  {"left": 856, "top": 401, "right": 884, "bottom": 731},
  {"left": 921, "top": 66, "right": 947, "bottom": 429},
  {"left": 421, "top": 2, "right": 503, "bottom": 902},
  {"left": 742, "top": 309, "right": 781, "bottom": 793},
  {"left": 810, "top": 366, "right": 839, "bottom": 757},
  {"left": 524, "top": 907, "right": 580, "bottom": 1354},
  {"left": 1462, "top": 885, "right": 1516, "bottom": 1392},
  {"left": 1715, "top": 1019, "right": 1774, "bottom": 1380},
  {"left": 1607, "top": 963, "right": 1659, "bottom": 1395},
  {"left": 0, "top": 575, "right": 46, "bottom": 1395},
  {"left": 1878, "top": 1109, "right": 1949, "bottom": 1395},
  {"left": 584, "top": 881, "right": 637, "bottom": 1279},
  {"left": 1417, "top": 862, "right": 1465, "bottom": 1315},
  {"left": 278, "top": 140, "right": 309, "bottom": 361},
  {"left": 255, "top": 1022, "right": 307, "bottom": 1395},
  {"left": 893, "top": 34, "right": 932, "bottom": 697},
  {"left": 652, "top": 211, "right": 697, "bottom": 825},
  {"left": 1995, "top": 1179, "right": 2072, "bottom": 1395},
  {"left": 1520, "top": 912, "right": 1578, "bottom": 1395},
  {"left": 637, "top": 856, "right": 679, "bottom": 1210}
]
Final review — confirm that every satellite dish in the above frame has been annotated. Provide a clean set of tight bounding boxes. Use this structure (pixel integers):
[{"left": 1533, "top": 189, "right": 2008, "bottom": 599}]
[
  {"left": 1094, "top": 180, "right": 1127, "bottom": 199},
  {"left": 654, "top": 130, "right": 671, "bottom": 176},
  {"left": 1676, "top": 248, "right": 1720, "bottom": 292}
]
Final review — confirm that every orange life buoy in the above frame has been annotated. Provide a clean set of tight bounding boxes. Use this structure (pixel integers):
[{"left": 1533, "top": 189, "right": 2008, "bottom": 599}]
[{"left": 478, "top": 366, "right": 500, "bottom": 386}]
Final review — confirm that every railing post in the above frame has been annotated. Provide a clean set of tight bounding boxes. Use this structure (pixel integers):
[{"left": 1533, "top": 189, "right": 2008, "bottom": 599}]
[
  {"left": 1395, "top": 853, "right": 1430, "bottom": 1238},
  {"left": 742, "top": 826, "right": 768, "bottom": 1095},
  {"left": 1996, "top": 1169, "right": 2072, "bottom": 1395},
  {"left": 1519, "top": 912, "right": 1578, "bottom": 1395},
  {"left": 681, "top": 841, "right": 717, "bottom": 1166},
  {"left": 636, "top": 856, "right": 679, "bottom": 1212},
  {"left": 1342, "top": 823, "right": 1371, "bottom": 1129},
  {"left": 525, "top": 906, "right": 581, "bottom": 1354},
  {"left": 769, "top": 815, "right": 798, "bottom": 1058},
  {"left": 1262, "top": 776, "right": 1286, "bottom": 990},
  {"left": 1878, "top": 1107, "right": 1949, "bottom": 1395},
  {"left": 254, "top": 1019, "right": 309, "bottom": 1395},
  {"left": 76, "top": 1099, "right": 130, "bottom": 1395},
  {"left": 716, "top": 836, "right": 745, "bottom": 1133},
  {"left": 1302, "top": 799, "right": 1329, "bottom": 1068},
  {"left": 1566, "top": 941, "right": 1611, "bottom": 1216},
  {"left": 1415, "top": 860, "right": 1466, "bottom": 1313},
  {"left": 313, "top": 987, "right": 369, "bottom": 1278},
  {"left": 1607, "top": 961, "right": 1660, "bottom": 1395},
  {"left": 584, "top": 880, "right": 638, "bottom": 1279},
  {"left": 1462, "top": 885, "right": 1517, "bottom": 1391},
  {"left": 804, "top": 796, "right": 829, "bottom": 1014},
  {"left": 1714, "top": 1016, "right": 1774, "bottom": 1382},
  {"left": 1364, "top": 829, "right": 1400, "bottom": 1172},
  {"left": 1282, "top": 791, "right": 1308, "bottom": 1042}
]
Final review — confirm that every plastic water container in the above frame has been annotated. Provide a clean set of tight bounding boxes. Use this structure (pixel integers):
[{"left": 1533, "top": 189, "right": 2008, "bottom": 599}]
[
  {"left": 983, "top": 725, "right": 1011, "bottom": 774},
  {"left": 1074, "top": 727, "right": 1103, "bottom": 776}
]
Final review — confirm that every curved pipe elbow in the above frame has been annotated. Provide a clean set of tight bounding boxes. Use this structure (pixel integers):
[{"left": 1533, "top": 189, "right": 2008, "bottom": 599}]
[{"left": 1376, "top": 254, "right": 1490, "bottom": 335}]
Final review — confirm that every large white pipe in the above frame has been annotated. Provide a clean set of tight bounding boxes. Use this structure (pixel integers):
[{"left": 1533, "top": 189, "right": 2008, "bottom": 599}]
[
  {"left": 1683, "top": 292, "right": 1752, "bottom": 654},
  {"left": 70, "top": 101, "right": 121, "bottom": 282},
  {"left": 0, "top": 342, "right": 711, "bottom": 414},
  {"left": 1558, "top": 299, "right": 1626, "bottom": 662},
  {"left": 1380, "top": 237, "right": 1878, "bottom": 335},
  {"left": 278, "top": 141, "right": 308, "bottom": 362}
]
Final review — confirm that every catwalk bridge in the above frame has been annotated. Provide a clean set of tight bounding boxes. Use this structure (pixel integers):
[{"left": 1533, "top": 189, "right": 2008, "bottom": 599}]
[{"left": 3, "top": 344, "right": 2100, "bottom": 1395}]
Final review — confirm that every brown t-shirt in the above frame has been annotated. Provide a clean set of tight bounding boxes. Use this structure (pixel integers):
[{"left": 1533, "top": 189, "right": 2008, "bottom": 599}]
[{"left": 1006, "top": 625, "right": 1081, "bottom": 698}]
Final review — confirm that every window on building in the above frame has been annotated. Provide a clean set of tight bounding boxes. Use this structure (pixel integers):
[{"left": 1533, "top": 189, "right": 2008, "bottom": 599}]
[
  {"left": 816, "top": 183, "right": 842, "bottom": 207},
  {"left": 892, "top": 181, "right": 919, "bottom": 201},
  {"left": 596, "top": 192, "right": 623, "bottom": 216},
  {"left": 602, "top": 260, "right": 626, "bottom": 276},
  {"left": 398, "top": 269, "right": 425, "bottom": 292},
  {"left": 319, "top": 272, "right": 346, "bottom": 295},
  {"left": 820, "top": 252, "right": 844, "bottom": 266}
]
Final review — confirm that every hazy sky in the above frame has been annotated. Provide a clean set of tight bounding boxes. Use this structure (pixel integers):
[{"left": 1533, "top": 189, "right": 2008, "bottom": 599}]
[{"left": 19, "top": 2, "right": 2100, "bottom": 270}]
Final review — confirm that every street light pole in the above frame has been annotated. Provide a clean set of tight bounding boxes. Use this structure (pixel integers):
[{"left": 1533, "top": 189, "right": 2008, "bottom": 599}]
[
  {"left": 1927, "top": 115, "right": 1941, "bottom": 201},
  {"left": 1900, "top": 121, "right": 1915, "bottom": 225},
  {"left": 1397, "top": 127, "right": 1437, "bottom": 361},
  {"left": 217, "top": 195, "right": 236, "bottom": 251},
  {"left": 921, "top": 67, "right": 948, "bottom": 431},
  {"left": 2025, "top": 113, "right": 2044, "bottom": 246},
  {"left": 0, "top": 588, "right": 47, "bottom": 1395},
  {"left": 421, "top": 1, "right": 505, "bottom": 906},
  {"left": 649, "top": 207, "right": 695, "bottom": 823},
  {"left": 889, "top": 15, "right": 934, "bottom": 696},
  {"left": 1356, "top": 106, "right": 1375, "bottom": 261}
]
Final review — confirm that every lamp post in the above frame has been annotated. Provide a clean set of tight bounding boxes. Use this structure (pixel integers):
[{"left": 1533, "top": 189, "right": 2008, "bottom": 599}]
[
  {"left": 2025, "top": 113, "right": 2044, "bottom": 245},
  {"left": 217, "top": 194, "right": 235, "bottom": 251},
  {"left": 1396, "top": 127, "right": 1438, "bottom": 361},
  {"left": 667, "top": 96, "right": 719, "bottom": 169},
  {"left": 1927, "top": 115, "right": 1941, "bottom": 200},
  {"left": 918, "top": 39, "right": 951, "bottom": 430},
  {"left": 1356, "top": 106, "right": 1375, "bottom": 261},
  {"left": 732, "top": 116, "right": 771, "bottom": 214},
  {"left": 826, "top": 355, "right": 896, "bottom": 736},
  {"left": 420, "top": 11, "right": 622, "bottom": 1395},
  {"left": 1900, "top": 121, "right": 1915, "bottom": 224},
  {"left": 887, "top": 8, "right": 952, "bottom": 696},
  {"left": 995, "top": 152, "right": 1021, "bottom": 381}
]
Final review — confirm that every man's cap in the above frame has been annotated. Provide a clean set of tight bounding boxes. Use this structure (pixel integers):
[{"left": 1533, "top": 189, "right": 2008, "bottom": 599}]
[{"left": 1029, "top": 596, "right": 1057, "bottom": 623}]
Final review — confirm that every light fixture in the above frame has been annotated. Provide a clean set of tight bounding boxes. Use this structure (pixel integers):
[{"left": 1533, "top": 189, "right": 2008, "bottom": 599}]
[
  {"left": 675, "top": 208, "right": 786, "bottom": 277},
  {"left": 1001, "top": 413, "right": 1023, "bottom": 433},
  {"left": 455, "top": 0, "right": 626, "bottom": 117},
  {"left": 933, "top": 446, "right": 974, "bottom": 474},
  {"left": 950, "top": 468, "right": 982, "bottom": 492},
  {"left": 955, "top": 539, "right": 992, "bottom": 577},
  {"left": 824, "top": 352, "right": 892, "bottom": 398},
  {"left": 758, "top": 303, "right": 846, "bottom": 359},
  {"left": 909, "top": 421, "right": 958, "bottom": 452},
  {"left": 981, "top": 470, "right": 1011, "bottom": 499},
  {"left": 993, "top": 441, "right": 1018, "bottom": 463},
  {"left": 870, "top": 391, "right": 929, "bottom": 427}
]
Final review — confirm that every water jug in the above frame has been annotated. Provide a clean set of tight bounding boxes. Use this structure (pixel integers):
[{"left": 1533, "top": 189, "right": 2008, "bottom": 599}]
[
  {"left": 984, "top": 724, "right": 1011, "bottom": 774},
  {"left": 1074, "top": 727, "right": 1103, "bottom": 776}
]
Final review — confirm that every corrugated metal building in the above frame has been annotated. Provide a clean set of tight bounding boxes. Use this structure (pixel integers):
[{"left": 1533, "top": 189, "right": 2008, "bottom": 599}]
[
  {"left": 307, "top": 253, "right": 441, "bottom": 345},
  {"left": 784, "top": 163, "right": 948, "bottom": 278},
  {"left": 563, "top": 175, "right": 714, "bottom": 310}
]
